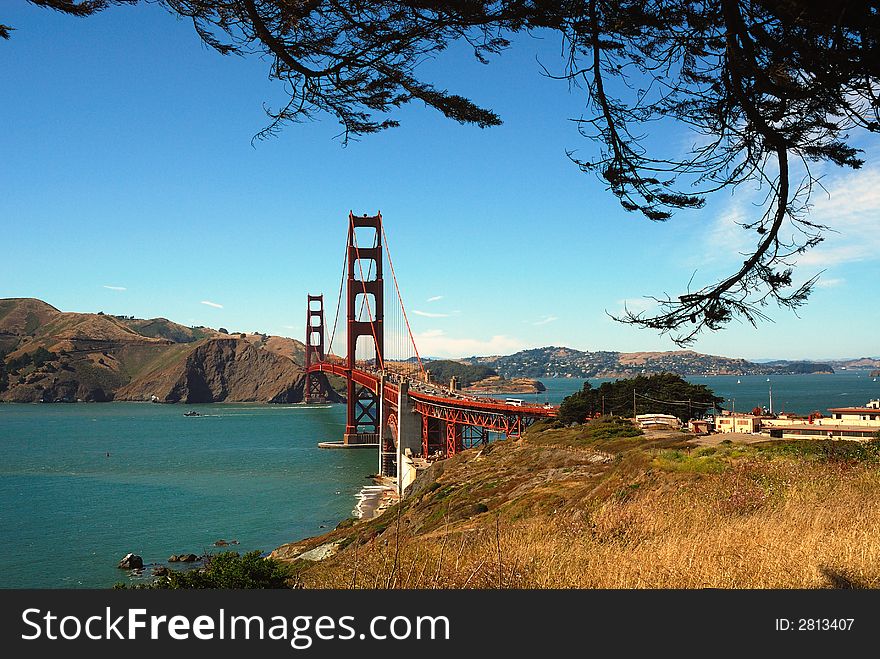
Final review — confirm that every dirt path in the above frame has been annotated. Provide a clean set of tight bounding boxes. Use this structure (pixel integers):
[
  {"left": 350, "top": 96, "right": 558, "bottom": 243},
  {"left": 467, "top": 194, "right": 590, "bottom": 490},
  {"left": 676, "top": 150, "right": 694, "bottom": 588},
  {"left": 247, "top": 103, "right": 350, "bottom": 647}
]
[{"left": 687, "top": 432, "right": 775, "bottom": 447}]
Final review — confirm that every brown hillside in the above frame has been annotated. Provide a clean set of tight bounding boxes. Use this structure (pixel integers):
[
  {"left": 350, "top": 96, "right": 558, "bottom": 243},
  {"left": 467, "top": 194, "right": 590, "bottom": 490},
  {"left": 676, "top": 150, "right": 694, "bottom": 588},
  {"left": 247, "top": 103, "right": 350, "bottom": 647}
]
[
  {"left": 275, "top": 422, "right": 880, "bottom": 589},
  {"left": 0, "top": 298, "right": 61, "bottom": 335},
  {"left": 116, "top": 337, "right": 329, "bottom": 403},
  {"left": 122, "top": 318, "right": 221, "bottom": 343},
  {"left": 35, "top": 312, "right": 162, "bottom": 344},
  {"left": 618, "top": 350, "right": 697, "bottom": 366},
  {"left": 1, "top": 297, "right": 320, "bottom": 404},
  {"left": 257, "top": 335, "right": 307, "bottom": 365}
]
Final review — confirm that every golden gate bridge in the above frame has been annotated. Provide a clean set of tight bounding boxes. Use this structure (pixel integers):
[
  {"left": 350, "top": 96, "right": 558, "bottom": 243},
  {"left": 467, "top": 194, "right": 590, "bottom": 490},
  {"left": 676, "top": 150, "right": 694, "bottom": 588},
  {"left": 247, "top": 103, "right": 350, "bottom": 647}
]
[{"left": 304, "top": 212, "right": 556, "bottom": 493}]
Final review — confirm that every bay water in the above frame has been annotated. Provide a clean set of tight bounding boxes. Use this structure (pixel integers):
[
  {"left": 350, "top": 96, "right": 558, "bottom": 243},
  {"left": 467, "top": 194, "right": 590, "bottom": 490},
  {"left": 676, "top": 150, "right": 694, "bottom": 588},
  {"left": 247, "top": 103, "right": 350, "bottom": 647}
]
[
  {"left": 537, "top": 371, "right": 880, "bottom": 414},
  {"left": 0, "top": 403, "right": 373, "bottom": 588},
  {"left": 1, "top": 371, "right": 877, "bottom": 588}
]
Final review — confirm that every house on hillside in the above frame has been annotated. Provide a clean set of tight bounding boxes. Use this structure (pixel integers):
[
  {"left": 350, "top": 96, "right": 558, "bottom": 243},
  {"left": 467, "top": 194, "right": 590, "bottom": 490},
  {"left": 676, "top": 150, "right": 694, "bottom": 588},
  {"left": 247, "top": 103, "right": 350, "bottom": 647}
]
[
  {"left": 688, "top": 419, "right": 713, "bottom": 435},
  {"left": 715, "top": 412, "right": 762, "bottom": 434}
]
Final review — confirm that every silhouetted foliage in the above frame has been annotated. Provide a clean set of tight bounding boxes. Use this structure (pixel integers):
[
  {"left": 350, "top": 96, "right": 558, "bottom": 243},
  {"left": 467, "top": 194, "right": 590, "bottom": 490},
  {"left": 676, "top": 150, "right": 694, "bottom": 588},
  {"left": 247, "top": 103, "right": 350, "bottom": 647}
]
[
  {"left": 558, "top": 373, "right": 722, "bottom": 424},
  {"left": 12, "top": 1, "right": 880, "bottom": 343}
]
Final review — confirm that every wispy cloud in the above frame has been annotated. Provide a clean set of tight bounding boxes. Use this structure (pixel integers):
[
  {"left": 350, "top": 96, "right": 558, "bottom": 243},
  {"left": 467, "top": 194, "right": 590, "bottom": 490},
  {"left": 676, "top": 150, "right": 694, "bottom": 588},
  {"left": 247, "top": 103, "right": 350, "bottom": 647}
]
[
  {"left": 413, "top": 309, "right": 450, "bottom": 318},
  {"left": 706, "top": 166, "right": 880, "bottom": 272},
  {"left": 815, "top": 277, "right": 846, "bottom": 289},
  {"left": 414, "top": 329, "right": 524, "bottom": 358},
  {"left": 283, "top": 325, "right": 297, "bottom": 329},
  {"left": 532, "top": 315, "right": 558, "bottom": 326},
  {"left": 200, "top": 300, "right": 223, "bottom": 309},
  {"left": 426, "top": 295, "right": 444, "bottom": 303},
  {"left": 103, "top": 285, "right": 126, "bottom": 291},
  {"left": 796, "top": 168, "right": 880, "bottom": 267}
]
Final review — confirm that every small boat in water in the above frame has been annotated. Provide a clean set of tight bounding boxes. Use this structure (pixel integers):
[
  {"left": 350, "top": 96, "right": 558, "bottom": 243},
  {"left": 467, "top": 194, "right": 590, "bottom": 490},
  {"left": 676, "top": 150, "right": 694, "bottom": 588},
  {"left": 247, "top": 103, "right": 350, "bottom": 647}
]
[{"left": 183, "top": 410, "right": 201, "bottom": 417}]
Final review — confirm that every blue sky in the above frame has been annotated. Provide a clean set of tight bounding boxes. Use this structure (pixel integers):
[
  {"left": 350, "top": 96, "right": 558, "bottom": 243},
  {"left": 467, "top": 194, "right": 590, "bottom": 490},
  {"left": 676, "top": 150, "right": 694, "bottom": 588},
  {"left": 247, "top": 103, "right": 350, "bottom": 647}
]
[{"left": 2, "top": 3, "right": 878, "bottom": 361}]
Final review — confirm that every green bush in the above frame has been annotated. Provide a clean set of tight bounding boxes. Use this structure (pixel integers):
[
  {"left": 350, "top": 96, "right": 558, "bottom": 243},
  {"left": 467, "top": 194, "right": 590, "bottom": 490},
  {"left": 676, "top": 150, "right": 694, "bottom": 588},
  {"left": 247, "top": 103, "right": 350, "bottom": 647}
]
[
  {"left": 581, "top": 416, "right": 643, "bottom": 440},
  {"left": 115, "top": 551, "right": 295, "bottom": 589},
  {"left": 424, "top": 360, "right": 497, "bottom": 387},
  {"left": 558, "top": 373, "right": 722, "bottom": 424},
  {"left": 5, "top": 347, "right": 57, "bottom": 374}
]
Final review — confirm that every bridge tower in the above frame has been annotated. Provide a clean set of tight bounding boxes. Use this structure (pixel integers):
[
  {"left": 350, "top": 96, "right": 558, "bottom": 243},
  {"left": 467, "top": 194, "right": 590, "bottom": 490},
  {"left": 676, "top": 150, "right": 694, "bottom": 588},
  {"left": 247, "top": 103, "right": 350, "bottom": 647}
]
[
  {"left": 344, "top": 212, "right": 384, "bottom": 445},
  {"left": 304, "top": 294, "right": 327, "bottom": 403}
]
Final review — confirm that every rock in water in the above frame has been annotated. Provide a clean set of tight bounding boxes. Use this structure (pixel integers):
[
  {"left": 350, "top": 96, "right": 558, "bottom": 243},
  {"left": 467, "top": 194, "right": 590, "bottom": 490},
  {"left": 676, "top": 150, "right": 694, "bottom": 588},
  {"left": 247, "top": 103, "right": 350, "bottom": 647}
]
[
  {"left": 213, "top": 539, "right": 228, "bottom": 547},
  {"left": 179, "top": 553, "right": 198, "bottom": 562},
  {"left": 117, "top": 553, "right": 143, "bottom": 569},
  {"left": 152, "top": 565, "right": 170, "bottom": 577},
  {"left": 167, "top": 554, "right": 179, "bottom": 563}
]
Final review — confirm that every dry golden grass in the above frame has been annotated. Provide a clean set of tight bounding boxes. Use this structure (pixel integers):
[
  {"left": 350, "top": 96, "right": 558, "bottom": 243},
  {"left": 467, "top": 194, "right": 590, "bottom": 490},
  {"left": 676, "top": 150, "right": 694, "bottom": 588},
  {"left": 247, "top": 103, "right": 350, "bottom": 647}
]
[{"left": 301, "top": 457, "right": 880, "bottom": 589}]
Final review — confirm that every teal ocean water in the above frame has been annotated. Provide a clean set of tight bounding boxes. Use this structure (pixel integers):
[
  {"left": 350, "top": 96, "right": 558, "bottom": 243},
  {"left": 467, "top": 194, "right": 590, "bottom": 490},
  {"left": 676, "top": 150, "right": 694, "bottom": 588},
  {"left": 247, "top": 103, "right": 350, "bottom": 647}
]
[
  {"left": 539, "top": 371, "right": 880, "bottom": 415},
  {"left": 1, "top": 371, "right": 877, "bottom": 588},
  {"left": 0, "top": 403, "right": 374, "bottom": 588}
]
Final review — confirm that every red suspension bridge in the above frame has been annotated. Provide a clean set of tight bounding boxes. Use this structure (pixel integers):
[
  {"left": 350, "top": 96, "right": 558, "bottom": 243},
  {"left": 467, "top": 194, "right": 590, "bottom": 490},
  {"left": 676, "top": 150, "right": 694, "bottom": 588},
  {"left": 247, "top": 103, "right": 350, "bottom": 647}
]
[{"left": 304, "top": 212, "right": 557, "bottom": 491}]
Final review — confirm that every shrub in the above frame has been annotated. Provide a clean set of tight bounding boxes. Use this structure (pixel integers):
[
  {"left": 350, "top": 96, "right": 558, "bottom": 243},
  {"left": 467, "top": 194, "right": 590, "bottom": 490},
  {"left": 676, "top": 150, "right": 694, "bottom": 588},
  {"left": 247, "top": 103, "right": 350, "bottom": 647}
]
[
  {"left": 558, "top": 373, "right": 722, "bottom": 424},
  {"left": 115, "top": 551, "right": 295, "bottom": 589}
]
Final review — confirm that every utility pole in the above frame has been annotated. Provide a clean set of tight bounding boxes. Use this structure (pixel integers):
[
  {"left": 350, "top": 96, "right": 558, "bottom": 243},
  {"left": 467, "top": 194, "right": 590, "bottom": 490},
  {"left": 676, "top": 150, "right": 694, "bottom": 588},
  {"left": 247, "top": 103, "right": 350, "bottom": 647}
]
[
  {"left": 602, "top": 395, "right": 605, "bottom": 416},
  {"left": 633, "top": 389, "right": 637, "bottom": 419}
]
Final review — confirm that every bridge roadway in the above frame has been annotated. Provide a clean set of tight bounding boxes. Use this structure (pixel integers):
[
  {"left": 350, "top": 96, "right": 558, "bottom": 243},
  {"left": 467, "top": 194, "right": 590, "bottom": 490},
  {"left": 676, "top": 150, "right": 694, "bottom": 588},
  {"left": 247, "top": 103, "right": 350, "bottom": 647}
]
[{"left": 308, "top": 360, "right": 557, "bottom": 441}]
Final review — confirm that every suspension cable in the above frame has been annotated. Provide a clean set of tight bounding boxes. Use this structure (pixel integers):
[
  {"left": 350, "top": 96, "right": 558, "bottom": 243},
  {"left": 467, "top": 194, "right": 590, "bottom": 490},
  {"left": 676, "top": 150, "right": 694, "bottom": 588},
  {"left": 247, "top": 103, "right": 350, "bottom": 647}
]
[
  {"left": 327, "top": 233, "right": 348, "bottom": 358},
  {"left": 381, "top": 221, "right": 425, "bottom": 379}
]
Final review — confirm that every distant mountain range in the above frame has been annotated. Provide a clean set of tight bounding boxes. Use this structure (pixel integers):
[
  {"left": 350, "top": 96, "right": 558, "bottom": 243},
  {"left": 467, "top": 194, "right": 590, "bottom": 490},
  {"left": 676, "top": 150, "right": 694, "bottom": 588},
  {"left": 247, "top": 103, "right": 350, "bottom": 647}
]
[
  {"left": 460, "top": 346, "right": 837, "bottom": 379},
  {"left": 831, "top": 357, "right": 880, "bottom": 370},
  {"left": 0, "top": 298, "right": 341, "bottom": 403},
  {"left": 3, "top": 298, "right": 866, "bottom": 403}
]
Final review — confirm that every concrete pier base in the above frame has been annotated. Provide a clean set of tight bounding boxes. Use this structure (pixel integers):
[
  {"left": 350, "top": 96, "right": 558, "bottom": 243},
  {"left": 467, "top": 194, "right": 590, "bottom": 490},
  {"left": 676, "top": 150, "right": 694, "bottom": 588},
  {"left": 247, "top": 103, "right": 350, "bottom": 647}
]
[
  {"left": 317, "top": 441, "right": 379, "bottom": 449},
  {"left": 318, "top": 432, "right": 380, "bottom": 449}
]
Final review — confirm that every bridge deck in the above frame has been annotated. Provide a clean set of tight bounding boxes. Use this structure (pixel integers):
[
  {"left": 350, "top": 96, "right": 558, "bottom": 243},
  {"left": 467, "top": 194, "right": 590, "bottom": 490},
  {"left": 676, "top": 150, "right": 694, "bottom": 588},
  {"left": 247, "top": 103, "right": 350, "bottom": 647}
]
[{"left": 308, "top": 362, "right": 557, "bottom": 417}]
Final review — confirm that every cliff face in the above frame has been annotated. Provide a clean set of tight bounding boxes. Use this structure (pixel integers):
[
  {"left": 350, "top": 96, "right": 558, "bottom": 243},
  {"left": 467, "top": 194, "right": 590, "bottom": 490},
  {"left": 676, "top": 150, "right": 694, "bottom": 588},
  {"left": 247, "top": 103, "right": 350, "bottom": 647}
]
[
  {"left": 0, "top": 298, "right": 338, "bottom": 404},
  {"left": 117, "top": 337, "right": 334, "bottom": 404}
]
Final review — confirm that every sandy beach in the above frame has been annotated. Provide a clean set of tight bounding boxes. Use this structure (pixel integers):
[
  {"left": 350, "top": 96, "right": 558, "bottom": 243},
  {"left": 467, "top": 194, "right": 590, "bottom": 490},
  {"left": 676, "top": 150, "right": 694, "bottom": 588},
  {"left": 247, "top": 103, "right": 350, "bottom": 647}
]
[{"left": 354, "top": 482, "right": 398, "bottom": 520}]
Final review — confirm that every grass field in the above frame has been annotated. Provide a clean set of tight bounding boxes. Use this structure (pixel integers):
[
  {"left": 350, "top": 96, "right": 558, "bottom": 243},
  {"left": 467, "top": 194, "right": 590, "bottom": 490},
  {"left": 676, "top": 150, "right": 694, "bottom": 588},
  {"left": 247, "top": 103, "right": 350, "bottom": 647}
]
[{"left": 277, "top": 419, "right": 880, "bottom": 589}]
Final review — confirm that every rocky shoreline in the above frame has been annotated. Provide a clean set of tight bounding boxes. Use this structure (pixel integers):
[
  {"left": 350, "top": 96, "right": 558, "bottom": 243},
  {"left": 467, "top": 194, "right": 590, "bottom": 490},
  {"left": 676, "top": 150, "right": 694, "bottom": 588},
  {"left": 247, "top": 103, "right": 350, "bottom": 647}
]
[{"left": 354, "top": 480, "right": 398, "bottom": 520}]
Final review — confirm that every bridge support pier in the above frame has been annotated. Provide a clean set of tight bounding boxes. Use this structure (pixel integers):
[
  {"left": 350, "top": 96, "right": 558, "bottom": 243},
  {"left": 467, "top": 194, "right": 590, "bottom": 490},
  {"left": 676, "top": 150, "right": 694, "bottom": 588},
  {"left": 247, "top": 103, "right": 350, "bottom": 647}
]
[
  {"left": 445, "top": 422, "right": 463, "bottom": 457},
  {"left": 421, "top": 415, "right": 442, "bottom": 458},
  {"left": 343, "top": 382, "right": 380, "bottom": 445},
  {"left": 392, "top": 381, "right": 423, "bottom": 495}
]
